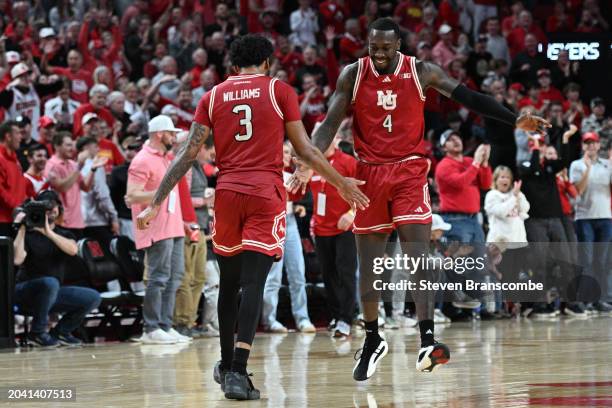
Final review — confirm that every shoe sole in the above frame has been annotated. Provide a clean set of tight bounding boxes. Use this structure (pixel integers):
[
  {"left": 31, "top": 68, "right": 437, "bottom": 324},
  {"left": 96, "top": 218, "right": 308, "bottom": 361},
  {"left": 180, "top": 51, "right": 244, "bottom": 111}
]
[
  {"left": 353, "top": 340, "right": 388, "bottom": 381},
  {"left": 417, "top": 344, "right": 450, "bottom": 372}
]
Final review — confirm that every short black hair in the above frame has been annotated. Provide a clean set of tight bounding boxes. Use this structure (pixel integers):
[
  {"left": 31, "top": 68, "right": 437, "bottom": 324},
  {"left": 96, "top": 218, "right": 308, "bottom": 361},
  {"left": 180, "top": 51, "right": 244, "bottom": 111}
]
[
  {"left": 28, "top": 143, "right": 48, "bottom": 155},
  {"left": 368, "top": 17, "right": 400, "bottom": 38},
  {"left": 76, "top": 136, "right": 96, "bottom": 152},
  {"left": 229, "top": 34, "right": 274, "bottom": 68},
  {"left": 0, "top": 121, "right": 17, "bottom": 142}
]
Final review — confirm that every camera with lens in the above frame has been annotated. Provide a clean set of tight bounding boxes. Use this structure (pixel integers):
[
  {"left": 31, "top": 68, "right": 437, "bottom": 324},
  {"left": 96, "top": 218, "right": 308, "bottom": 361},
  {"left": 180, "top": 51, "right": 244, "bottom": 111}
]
[{"left": 15, "top": 200, "right": 54, "bottom": 229}]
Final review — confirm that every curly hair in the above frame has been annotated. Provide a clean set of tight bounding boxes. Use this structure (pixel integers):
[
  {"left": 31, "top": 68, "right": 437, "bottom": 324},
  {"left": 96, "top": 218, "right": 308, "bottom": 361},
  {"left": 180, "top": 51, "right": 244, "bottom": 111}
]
[{"left": 229, "top": 34, "right": 274, "bottom": 68}]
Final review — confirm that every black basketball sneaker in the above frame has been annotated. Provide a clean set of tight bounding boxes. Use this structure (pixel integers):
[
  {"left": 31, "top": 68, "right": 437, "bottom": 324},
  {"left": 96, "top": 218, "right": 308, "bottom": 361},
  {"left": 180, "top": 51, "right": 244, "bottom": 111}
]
[
  {"left": 352, "top": 333, "right": 388, "bottom": 381},
  {"left": 416, "top": 341, "right": 450, "bottom": 372},
  {"left": 224, "top": 371, "right": 260, "bottom": 400},
  {"left": 213, "top": 361, "right": 228, "bottom": 391}
]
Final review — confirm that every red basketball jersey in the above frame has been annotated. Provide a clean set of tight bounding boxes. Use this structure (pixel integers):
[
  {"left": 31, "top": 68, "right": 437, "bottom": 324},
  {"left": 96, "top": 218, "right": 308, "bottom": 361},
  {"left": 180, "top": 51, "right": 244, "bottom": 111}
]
[
  {"left": 351, "top": 53, "right": 426, "bottom": 163},
  {"left": 194, "top": 73, "right": 301, "bottom": 198}
]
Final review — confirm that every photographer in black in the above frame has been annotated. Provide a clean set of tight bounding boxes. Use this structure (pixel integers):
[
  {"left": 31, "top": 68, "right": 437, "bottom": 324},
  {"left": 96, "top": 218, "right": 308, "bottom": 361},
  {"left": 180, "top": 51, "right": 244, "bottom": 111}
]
[{"left": 13, "top": 190, "right": 101, "bottom": 347}]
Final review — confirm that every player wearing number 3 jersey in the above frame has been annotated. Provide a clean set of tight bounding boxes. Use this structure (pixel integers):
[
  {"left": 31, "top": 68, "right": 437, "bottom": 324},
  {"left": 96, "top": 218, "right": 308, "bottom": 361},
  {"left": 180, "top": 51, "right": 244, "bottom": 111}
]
[{"left": 136, "top": 34, "right": 368, "bottom": 401}]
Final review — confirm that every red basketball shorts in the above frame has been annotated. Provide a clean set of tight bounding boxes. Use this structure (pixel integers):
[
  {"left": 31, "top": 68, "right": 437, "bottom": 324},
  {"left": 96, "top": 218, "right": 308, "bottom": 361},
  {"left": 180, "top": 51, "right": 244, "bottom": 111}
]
[
  {"left": 353, "top": 156, "right": 432, "bottom": 234},
  {"left": 212, "top": 188, "right": 286, "bottom": 259}
]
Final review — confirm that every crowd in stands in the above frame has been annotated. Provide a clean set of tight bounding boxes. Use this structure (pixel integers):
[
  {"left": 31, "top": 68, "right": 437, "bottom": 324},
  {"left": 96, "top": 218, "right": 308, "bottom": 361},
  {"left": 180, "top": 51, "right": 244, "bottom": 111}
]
[{"left": 0, "top": 0, "right": 611, "bottom": 346}]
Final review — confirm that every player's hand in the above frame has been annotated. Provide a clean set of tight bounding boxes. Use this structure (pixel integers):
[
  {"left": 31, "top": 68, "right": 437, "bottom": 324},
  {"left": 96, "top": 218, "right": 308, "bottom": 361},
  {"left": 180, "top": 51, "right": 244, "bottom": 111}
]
[
  {"left": 516, "top": 112, "right": 551, "bottom": 136},
  {"left": 285, "top": 157, "right": 313, "bottom": 194},
  {"left": 337, "top": 178, "right": 369, "bottom": 211},
  {"left": 136, "top": 205, "right": 159, "bottom": 230}
]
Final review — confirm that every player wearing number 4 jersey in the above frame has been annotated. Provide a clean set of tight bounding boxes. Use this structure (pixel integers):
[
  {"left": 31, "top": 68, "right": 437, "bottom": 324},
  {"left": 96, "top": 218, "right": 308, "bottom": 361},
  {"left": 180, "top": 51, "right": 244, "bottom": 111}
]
[
  {"left": 289, "top": 17, "right": 551, "bottom": 381},
  {"left": 136, "top": 34, "right": 368, "bottom": 401}
]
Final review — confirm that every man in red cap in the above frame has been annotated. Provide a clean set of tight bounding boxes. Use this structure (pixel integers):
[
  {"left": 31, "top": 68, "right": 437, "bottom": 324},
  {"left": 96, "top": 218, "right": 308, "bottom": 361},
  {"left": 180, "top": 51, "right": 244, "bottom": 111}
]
[{"left": 569, "top": 131, "right": 612, "bottom": 313}]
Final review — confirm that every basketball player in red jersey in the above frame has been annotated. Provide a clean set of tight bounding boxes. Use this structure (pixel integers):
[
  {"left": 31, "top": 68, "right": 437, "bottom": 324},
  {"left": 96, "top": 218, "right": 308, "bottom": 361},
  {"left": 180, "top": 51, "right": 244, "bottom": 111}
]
[
  {"left": 290, "top": 18, "right": 551, "bottom": 380},
  {"left": 136, "top": 35, "right": 369, "bottom": 401}
]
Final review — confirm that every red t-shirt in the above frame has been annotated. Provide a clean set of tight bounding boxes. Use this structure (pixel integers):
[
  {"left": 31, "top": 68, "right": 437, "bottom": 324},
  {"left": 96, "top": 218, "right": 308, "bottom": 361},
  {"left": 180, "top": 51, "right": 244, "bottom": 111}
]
[
  {"left": 50, "top": 67, "right": 93, "bottom": 104},
  {"left": 537, "top": 87, "right": 564, "bottom": 105},
  {"left": 298, "top": 92, "right": 327, "bottom": 135},
  {"left": 394, "top": 1, "right": 423, "bottom": 31},
  {"left": 194, "top": 74, "right": 301, "bottom": 198},
  {"left": 339, "top": 35, "right": 365, "bottom": 64},
  {"left": 98, "top": 138, "right": 125, "bottom": 174},
  {"left": 73, "top": 104, "right": 116, "bottom": 137},
  {"left": 319, "top": 1, "right": 350, "bottom": 33},
  {"left": 435, "top": 157, "right": 492, "bottom": 214},
  {"left": 310, "top": 149, "right": 357, "bottom": 236}
]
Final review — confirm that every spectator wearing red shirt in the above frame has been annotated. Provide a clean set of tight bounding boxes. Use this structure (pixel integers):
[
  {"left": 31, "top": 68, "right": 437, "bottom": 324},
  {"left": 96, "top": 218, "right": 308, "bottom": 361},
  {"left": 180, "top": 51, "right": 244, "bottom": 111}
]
[
  {"left": 507, "top": 11, "right": 547, "bottom": 58},
  {"left": 502, "top": 0, "right": 524, "bottom": 36},
  {"left": 73, "top": 84, "right": 115, "bottom": 137},
  {"left": 562, "top": 83, "right": 589, "bottom": 129},
  {"left": 299, "top": 74, "right": 327, "bottom": 135},
  {"left": 310, "top": 141, "right": 357, "bottom": 337},
  {"left": 575, "top": 8, "right": 608, "bottom": 33},
  {"left": 78, "top": 16, "right": 123, "bottom": 76},
  {"left": 45, "top": 50, "right": 93, "bottom": 104},
  {"left": 536, "top": 69, "right": 564, "bottom": 108},
  {"left": 518, "top": 83, "right": 543, "bottom": 111},
  {"left": 435, "top": 132, "right": 492, "bottom": 242},
  {"left": 187, "top": 48, "right": 209, "bottom": 89},
  {"left": 414, "top": 5, "right": 441, "bottom": 41},
  {"left": 339, "top": 19, "right": 367, "bottom": 64},
  {"left": 274, "top": 36, "right": 303, "bottom": 79},
  {"left": 394, "top": 0, "right": 423, "bottom": 32},
  {"left": 546, "top": 1, "right": 575, "bottom": 33},
  {"left": 81, "top": 113, "right": 125, "bottom": 174},
  {"left": 319, "top": 0, "right": 350, "bottom": 33},
  {"left": 0, "top": 121, "right": 27, "bottom": 236},
  {"left": 359, "top": 1, "right": 379, "bottom": 38},
  {"left": 23, "top": 144, "right": 50, "bottom": 198},
  {"left": 256, "top": 11, "right": 281, "bottom": 47}
]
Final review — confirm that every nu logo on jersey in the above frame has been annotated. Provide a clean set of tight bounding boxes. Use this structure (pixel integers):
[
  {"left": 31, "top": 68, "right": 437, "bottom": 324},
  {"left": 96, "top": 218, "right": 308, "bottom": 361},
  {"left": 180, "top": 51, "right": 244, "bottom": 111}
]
[{"left": 377, "top": 90, "right": 397, "bottom": 111}]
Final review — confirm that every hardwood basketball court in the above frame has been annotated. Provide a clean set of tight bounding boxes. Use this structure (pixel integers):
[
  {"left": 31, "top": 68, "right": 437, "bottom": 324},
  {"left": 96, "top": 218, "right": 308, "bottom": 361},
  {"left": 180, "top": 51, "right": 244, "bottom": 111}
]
[{"left": 1, "top": 317, "right": 610, "bottom": 407}]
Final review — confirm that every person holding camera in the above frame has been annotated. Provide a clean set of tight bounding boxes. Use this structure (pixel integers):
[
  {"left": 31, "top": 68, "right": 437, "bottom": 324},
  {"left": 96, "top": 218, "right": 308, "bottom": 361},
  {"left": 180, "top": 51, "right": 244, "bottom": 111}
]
[
  {"left": 0, "top": 120, "right": 27, "bottom": 237},
  {"left": 13, "top": 190, "right": 101, "bottom": 347}
]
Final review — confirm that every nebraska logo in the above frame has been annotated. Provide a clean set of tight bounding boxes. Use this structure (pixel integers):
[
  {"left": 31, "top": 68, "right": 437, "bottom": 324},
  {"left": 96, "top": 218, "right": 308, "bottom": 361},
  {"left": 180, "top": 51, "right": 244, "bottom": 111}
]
[{"left": 377, "top": 90, "right": 397, "bottom": 111}]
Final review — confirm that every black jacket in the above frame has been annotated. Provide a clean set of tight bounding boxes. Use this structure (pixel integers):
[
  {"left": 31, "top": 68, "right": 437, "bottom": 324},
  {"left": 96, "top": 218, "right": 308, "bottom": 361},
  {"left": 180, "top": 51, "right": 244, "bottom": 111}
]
[{"left": 518, "top": 142, "right": 569, "bottom": 218}]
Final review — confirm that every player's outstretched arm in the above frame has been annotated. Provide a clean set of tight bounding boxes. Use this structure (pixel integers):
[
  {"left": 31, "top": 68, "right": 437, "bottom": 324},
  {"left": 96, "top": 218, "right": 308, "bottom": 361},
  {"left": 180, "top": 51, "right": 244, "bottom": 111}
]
[
  {"left": 311, "top": 63, "right": 358, "bottom": 152},
  {"left": 136, "top": 122, "right": 210, "bottom": 229},
  {"left": 286, "top": 120, "right": 370, "bottom": 210},
  {"left": 416, "top": 60, "right": 551, "bottom": 135}
]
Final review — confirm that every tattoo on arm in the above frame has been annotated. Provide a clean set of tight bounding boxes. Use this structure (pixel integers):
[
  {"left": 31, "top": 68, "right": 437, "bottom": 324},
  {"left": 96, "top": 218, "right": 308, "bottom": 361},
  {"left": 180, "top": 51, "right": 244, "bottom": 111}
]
[
  {"left": 415, "top": 60, "right": 459, "bottom": 97},
  {"left": 312, "top": 63, "right": 357, "bottom": 152},
  {"left": 151, "top": 122, "right": 209, "bottom": 207}
]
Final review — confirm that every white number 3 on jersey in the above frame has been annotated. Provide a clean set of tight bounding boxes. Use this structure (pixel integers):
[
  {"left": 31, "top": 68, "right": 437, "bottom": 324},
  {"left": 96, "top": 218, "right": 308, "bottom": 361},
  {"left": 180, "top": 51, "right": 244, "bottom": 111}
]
[
  {"left": 233, "top": 104, "right": 253, "bottom": 141},
  {"left": 383, "top": 114, "right": 392, "bottom": 133}
]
